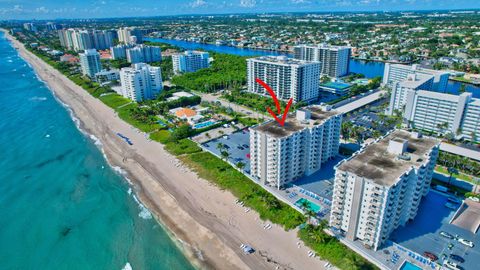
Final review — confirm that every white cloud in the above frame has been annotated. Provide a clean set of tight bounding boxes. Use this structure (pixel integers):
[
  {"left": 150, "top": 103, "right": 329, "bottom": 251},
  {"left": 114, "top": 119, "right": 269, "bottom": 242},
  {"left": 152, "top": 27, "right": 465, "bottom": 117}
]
[
  {"left": 13, "top": 5, "right": 23, "bottom": 12},
  {"left": 291, "top": 0, "right": 310, "bottom": 4},
  {"left": 239, "top": 0, "right": 256, "bottom": 8},
  {"left": 189, "top": 0, "right": 207, "bottom": 8},
  {"left": 35, "top": 6, "right": 49, "bottom": 13}
]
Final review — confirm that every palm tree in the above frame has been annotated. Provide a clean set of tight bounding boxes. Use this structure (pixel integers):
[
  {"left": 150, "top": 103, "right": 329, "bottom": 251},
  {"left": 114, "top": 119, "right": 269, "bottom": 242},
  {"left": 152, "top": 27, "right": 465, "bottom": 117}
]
[
  {"left": 221, "top": 150, "right": 230, "bottom": 161},
  {"left": 216, "top": 143, "right": 224, "bottom": 152},
  {"left": 447, "top": 167, "right": 458, "bottom": 187},
  {"left": 236, "top": 161, "right": 245, "bottom": 171}
]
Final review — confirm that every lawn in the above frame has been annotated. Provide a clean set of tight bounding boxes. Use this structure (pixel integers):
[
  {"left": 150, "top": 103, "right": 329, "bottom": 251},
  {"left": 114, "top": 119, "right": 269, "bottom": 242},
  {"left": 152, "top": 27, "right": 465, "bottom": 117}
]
[
  {"left": 180, "top": 152, "right": 305, "bottom": 230},
  {"left": 165, "top": 139, "right": 202, "bottom": 155},
  {"left": 149, "top": 130, "right": 172, "bottom": 144},
  {"left": 435, "top": 165, "right": 474, "bottom": 183},
  {"left": 99, "top": 93, "right": 131, "bottom": 109},
  {"left": 116, "top": 103, "right": 160, "bottom": 133},
  {"left": 299, "top": 225, "right": 378, "bottom": 270}
]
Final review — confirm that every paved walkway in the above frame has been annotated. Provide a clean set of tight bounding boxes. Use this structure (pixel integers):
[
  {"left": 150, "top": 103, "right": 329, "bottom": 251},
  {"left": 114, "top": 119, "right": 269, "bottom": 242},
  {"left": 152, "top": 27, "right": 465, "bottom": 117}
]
[
  {"left": 440, "top": 143, "right": 480, "bottom": 161},
  {"left": 334, "top": 90, "right": 386, "bottom": 114}
]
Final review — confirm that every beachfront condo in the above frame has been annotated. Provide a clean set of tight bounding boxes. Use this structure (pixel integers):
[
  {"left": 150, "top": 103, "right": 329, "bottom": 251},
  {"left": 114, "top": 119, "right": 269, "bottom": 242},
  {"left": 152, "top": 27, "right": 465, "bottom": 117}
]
[
  {"left": 247, "top": 56, "right": 321, "bottom": 103},
  {"left": 79, "top": 49, "right": 102, "bottom": 78},
  {"left": 119, "top": 63, "right": 163, "bottom": 102},
  {"left": 330, "top": 130, "right": 439, "bottom": 250},
  {"left": 383, "top": 63, "right": 449, "bottom": 92},
  {"left": 250, "top": 106, "right": 342, "bottom": 189},
  {"left": 293, "top": 44, "right": 351, "bottom": 78},
  {"left": 172, "top": 51, "right": 210, "bottom": 74},
  {"left": 58, "top": 29, "right": 116, "bottom": 52}
]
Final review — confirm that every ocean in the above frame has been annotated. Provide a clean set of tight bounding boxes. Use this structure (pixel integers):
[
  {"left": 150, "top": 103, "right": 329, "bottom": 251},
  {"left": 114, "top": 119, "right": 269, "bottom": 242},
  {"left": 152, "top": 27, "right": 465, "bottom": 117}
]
[{"left": 0, "top": 32, "right": 194, "bottom": 270}]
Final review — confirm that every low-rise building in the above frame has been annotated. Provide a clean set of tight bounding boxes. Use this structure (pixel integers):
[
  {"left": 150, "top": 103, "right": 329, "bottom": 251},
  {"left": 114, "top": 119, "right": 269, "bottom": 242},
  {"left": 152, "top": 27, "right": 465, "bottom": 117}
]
[
  {"left": 250, "top": 106, "right": 342, "bottom": 189},
  {"left": 330, "top": 130, "right": 440, "bottom": 250}
]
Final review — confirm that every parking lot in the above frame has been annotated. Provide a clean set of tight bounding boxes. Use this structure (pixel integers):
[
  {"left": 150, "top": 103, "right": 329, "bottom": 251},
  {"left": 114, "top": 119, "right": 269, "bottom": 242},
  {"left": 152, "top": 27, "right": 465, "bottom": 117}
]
[
  {"left": 201, "top": 129, "right": 251, "bottom": 173},
  {"left": 389, "top": 191, "right": 480, "bottom": 270}
]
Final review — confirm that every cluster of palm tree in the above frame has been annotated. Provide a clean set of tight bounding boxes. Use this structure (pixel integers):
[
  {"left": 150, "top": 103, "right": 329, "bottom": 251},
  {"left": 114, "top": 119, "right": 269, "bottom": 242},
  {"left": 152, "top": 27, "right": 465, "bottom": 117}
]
[
  {"left": 216, "top": 143, "right": 230, "bottom": 161},
  {"left": 438, "top": 151, "right": 480, "bottom": 178}
]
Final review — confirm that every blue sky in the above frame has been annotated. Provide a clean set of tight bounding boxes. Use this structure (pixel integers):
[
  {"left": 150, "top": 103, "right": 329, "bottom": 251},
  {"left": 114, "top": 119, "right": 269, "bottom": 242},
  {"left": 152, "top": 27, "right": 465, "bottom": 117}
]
[{"left": 0, "top": 0, "right": 479, "bottom": 20}]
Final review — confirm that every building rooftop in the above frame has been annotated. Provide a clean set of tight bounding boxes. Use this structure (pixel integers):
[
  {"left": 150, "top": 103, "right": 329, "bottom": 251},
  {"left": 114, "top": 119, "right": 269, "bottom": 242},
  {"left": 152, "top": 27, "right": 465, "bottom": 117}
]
[
  {"left": 248, "top": 56, "right": 316, "bottom": 66},
  {"left": 252, "top": 106, "right": 340, "bottom": 138},
  {"left": 451, "top": 199, "right": 480, "bottom": 234},
  {"left": 337, "top": 130, "right": 439, "bottom": 187},
  {"left": 398, "top": 74, "right": 433, "bottom": 89}
]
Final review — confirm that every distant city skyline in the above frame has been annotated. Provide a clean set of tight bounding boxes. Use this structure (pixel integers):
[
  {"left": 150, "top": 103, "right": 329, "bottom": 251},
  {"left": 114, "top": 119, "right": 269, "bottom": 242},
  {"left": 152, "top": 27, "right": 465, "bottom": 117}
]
[{"left": 1, "top": 0, "right": 480, "bottom": 20}]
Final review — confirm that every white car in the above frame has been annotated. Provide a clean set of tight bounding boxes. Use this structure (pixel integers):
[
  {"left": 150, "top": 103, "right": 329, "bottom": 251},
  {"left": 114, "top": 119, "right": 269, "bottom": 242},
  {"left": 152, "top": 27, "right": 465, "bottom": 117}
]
[
  {"left": 458, "top": 238, "right": 474, "bottom": 248},
  {"left": 444, "top": 261, "right": 461, "bottom": 270},
  {"left": 439, "top": 231, "right": 454, "bottom": 239}
]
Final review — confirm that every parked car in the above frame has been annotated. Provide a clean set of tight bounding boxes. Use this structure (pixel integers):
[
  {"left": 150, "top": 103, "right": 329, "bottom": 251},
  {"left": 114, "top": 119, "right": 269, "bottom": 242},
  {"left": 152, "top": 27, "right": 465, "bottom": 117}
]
[
  {"left": 449, "top": 254, "right": 465, "bottom": 263},
  {"left": 440, "top": 231, "right": 454, "bottom": 239},
  {"left": 447, "top": 197, "right": 462, "bottom": 204},
  {"left": 423, "top": 251, "right": 438, "bottom": 261},
  {"left": 458, "top": 238, "right": 474, "bottom": 248},
  {"left": 445, "top": 202, "right": 458, "bottom": 210},
  {"left": 444, "top": 261, "right": 462, "bottom": 270}
]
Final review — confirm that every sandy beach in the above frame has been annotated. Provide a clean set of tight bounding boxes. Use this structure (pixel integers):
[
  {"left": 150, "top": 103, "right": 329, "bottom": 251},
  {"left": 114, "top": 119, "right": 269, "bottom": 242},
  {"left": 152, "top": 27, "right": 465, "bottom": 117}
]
[{"left": 4, "top": 30, "right": 329, "bottom": 270}]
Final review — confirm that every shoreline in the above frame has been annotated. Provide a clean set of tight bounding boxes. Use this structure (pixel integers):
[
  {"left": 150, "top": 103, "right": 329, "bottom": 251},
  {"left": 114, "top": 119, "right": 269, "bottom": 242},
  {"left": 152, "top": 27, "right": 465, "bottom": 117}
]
[{"left": 4, "top": 30, "right": 330, "bottom": 270}]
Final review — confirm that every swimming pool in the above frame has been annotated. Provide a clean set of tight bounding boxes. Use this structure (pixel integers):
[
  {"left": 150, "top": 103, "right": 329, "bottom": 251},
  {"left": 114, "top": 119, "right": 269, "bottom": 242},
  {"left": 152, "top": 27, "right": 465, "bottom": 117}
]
[
  {"left": 400, "top": 261, "right": 422, "bottom": 270},
  {"left": 295, "top": 198, "right": 322, "bottom": 213},
  {"left": 193, "top": 120, "right": 216, "bottom": 129}
]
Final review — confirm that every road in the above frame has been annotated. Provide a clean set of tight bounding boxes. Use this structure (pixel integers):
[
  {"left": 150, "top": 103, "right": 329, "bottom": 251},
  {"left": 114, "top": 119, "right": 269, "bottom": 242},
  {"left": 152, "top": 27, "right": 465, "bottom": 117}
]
[{"left": 334, "top": 90, "right": 387, "bottom": 114}]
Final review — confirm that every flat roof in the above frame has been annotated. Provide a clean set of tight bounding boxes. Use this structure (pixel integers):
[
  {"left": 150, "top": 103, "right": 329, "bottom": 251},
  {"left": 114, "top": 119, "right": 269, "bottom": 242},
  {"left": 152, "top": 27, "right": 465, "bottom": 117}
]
[
  {"left": 248, "top": 56, "right": 316, "bottom": 66},
  {"left": 337, "top": 130, "right": 439, "bottom": 186},
  {"left": 451, "top": 200, "right": 480, "bottom": 234},
  {"left": 252, "top": 106, "right": 340, "bottom": 138}
]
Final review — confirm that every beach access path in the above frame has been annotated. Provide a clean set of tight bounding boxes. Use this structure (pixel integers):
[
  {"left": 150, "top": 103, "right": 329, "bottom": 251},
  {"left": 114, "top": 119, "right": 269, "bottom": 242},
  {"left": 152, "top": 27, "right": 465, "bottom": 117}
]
[{"left": 4, "top": 30, "right": 330, "bottom": 270}]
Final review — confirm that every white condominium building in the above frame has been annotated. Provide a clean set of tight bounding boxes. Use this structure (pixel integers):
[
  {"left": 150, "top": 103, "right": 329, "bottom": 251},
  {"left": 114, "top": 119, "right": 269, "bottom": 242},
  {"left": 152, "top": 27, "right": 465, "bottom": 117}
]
[
  {"left": 117, "top": 27, "right": 143, "bottom": 44},
  {"left": 402, "top": 91, "right": 480, "bottom": 141},
  {"left": 58, "top": 29, "right": 115, "bottom": 52},
  {"left": 110, "top": 44, "right": 134, "bottom": 60},
  {"left": 387, "top": 73, "right": 434, "bottom": 115},
  {"left": 119, "top": 63, "right": 163, "bottom": 102},
  {"left": 330, "top": 130, "right": 439, "bottom": 250},
  {"left": 79, "top": 49, "right": 102, "bottom": 78},
  {"left": 250, "top": 107, "right": 342, "bottom": 189},
  {"left": 247, "top": 56, "right": 321, "bottom": 103},
  {"left": 172, "top": 51, "right": 210, "bottom": 74},
  {"left": 383, "top": 63, "right": 449, "bottom": 92},
  {"left": 293, "top": 44, "right": 351, "bottom": 78},
  {"left": 126, "top": 45, "right": 162, "bottom": 64}
]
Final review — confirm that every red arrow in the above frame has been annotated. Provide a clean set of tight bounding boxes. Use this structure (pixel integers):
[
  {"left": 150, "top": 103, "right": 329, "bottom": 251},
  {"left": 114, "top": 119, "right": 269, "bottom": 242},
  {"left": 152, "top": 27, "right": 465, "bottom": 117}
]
[{"left": 255, "top": 78, "right": 293, "bottom": 126}]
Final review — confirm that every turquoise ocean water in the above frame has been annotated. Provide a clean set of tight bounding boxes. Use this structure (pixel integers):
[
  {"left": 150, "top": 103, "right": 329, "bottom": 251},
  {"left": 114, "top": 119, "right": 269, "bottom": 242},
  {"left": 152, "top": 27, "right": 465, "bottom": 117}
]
[{"left": 0, "top": 32, "right": 194, "bottom": 270}]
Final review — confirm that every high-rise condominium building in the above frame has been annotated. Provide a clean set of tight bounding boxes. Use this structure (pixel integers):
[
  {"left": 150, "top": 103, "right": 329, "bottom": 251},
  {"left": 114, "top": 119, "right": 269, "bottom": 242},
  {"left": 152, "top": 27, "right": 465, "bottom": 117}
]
[
  {"left": 293, "top": 44, "right": 351, "bottom": 78},
  {"left": 126, "top": 45, "right": 162, "bottom": 64},
  {"left": 23, "top": 23, "right": 37, "bottom": 32},
  {"left": 383, "top": 63, "right": 449, "bottom": 92},
  {"left": 172, "top": 51, "right": 210, "bottom": 74},
  {"left": 387, "top": 73, "right": 434, "bottom": 115},
  {"left": 247, "top": 56, "right": 321, "bottom": 103},
  {"left": 402, "top": 91, "right": 480, "bottom": 141},
  {"left": 330, "top": 130, "right": 439, "bottom": 250},
  {"left": 119, "top": 63, "right": 163, "bottom": 102},
  {"left": 110, "top": 44, "right": 134, "bottom": 60},
  {"left": 250, "top": 107, "right": 342, "bottom": 189},
  {"left": 117, "top": 27, "right": 143, "bottom": 44},
  {"left": 79, "top": 49, "right": 102, "bottom": 78},
  {"left": 58, "top": 29, "right": 115, "bottom": 52}
]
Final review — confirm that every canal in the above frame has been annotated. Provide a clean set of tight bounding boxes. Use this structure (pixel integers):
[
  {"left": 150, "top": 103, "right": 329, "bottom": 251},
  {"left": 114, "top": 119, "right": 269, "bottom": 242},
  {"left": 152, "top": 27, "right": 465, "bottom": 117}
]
[{"left": 147, "top": 37, "right": 480, "bottom": 97}]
